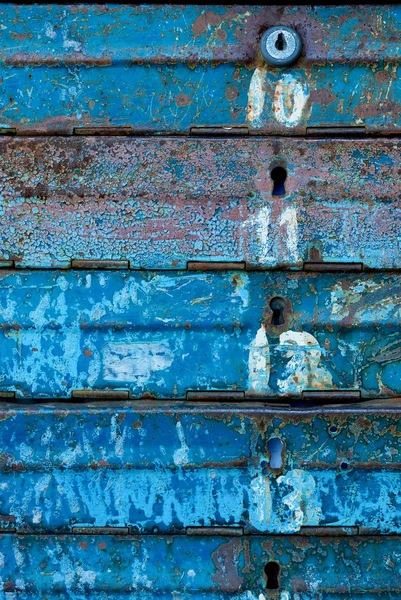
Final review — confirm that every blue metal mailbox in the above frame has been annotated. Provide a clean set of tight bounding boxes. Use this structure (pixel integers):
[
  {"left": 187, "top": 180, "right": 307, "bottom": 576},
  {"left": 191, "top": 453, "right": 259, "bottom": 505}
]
[
  {"left": 0, "top": 403, "right": 400, "bottom": 535},
  {"left": 0, "top": 5, "right": 400, "bottom": 134},
  {"left": 0, "top": 3, "right": 400, "bottom": 597},
  {"left": 0, "top": 269, "right": 399, "bottom": 399},
  {"left": 0, "top": 137, "right": 401, "bottom": 270},
  {"left": 1, "top": 534, "right": 401, "bottom": 597}
]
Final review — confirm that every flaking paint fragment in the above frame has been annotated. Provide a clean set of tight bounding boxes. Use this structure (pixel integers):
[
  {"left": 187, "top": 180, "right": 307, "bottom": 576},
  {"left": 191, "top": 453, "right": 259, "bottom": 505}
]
[
  {"left": 277, "top": 469, "right": 322, "bottom": 530},
  {"left": 277, "top": 330, "right": 333, "bottom": 393}
]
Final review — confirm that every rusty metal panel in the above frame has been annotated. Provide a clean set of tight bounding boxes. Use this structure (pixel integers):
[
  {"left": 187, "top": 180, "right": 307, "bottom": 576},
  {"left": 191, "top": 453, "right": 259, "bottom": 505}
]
[
  {"left": 1, "top": 137, "right": 400, "bottom": 270},
  {"left": 1, "top": 533, "right": 401, "bottom": 597},
  {"left": 1, "top": 5, "right": 401, "bottom": 133},
  {"left": 1, "top": 403, "right": 401, "bottom": 534},
  {"left": 0, "top": 269, "right": 400, "bottom": 399}
]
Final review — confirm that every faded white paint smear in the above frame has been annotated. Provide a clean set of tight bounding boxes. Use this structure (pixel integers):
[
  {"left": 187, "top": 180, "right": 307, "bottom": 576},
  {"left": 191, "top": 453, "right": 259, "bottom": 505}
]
[
  {"left": 103, "top": 342, "right": 174, "bottom": 384},
  {"left": 248, "top": 469, "right": 272, "bottom": 530},
  {"left": 248, "top": 326, "right": 270, "bottom": 392},
  {"left": 279, "top": 207, "right": 299, "bottom": 261},
  {"left": 256, "top": 206, "right": 271, "bottom": 263},
  {"left": 277, "top": 469, "right": 322, "bottom": 529},
  {"left": 247, "top": 67, "right": 266, "bottom": 123},
  {"left": 277, "top": 330, "right": 333, "bottom": 393},
  {"left": 243, "top": 205, "right": 273, "bottom": 265},
  {"left": 273, "top": 74, "right": 309, "bottom": 126},
  {"left": 173, "top": 421, "right": 189, "bottom": 466}
]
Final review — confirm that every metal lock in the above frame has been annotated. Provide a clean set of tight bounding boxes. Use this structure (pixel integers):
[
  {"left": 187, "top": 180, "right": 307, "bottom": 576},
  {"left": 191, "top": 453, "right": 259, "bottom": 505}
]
[{"left": 260, "top": 26, "right": 302, "bottom": 66}]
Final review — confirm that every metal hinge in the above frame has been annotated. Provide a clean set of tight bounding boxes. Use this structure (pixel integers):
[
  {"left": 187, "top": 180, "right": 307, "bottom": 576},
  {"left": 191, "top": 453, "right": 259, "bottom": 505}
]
[
  {"left": 71, "top": 390, "right": 130, "bottom": 400},
  {"left": 302, "top": 390, "right": 361, "bottom": 403},
  {"left": 187, "top": 261, "right": 245, "bottom": 271},
  {"left": 0, "top": 392, "right": 16, "bottom": 399},
  {"left": 73, "top": 127, "right": 134, "bottom": 136},
  {"left": 186, "top": 390, "right": 245, "bottom": 401},
  {"left": 300, "top": 526, "right": 359, "bottom": 536},
  {"left": 71, "top": 259, "right": 130, "bottom": 270},
  {"left": 306, "top": 126, "right": 366, "bottom": 137},
  {"left": 303, "top": 261, "right": 364, "bottom": 273},
  {"left": 72, "top": 526, "right": 129, "bottom": 535},
  {"left": 186, "top": 527, "right": 244, "bottom": 536},
  {"left": 190, "top": 126, "right": 249, "bottom": 136}
]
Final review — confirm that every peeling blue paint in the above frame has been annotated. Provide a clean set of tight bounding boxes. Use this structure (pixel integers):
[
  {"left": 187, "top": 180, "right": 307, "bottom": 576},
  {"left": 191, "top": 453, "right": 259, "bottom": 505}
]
[
  {"left": 0, "top": 404, "right": 399, "bottom": 534},
  {"left": 0, "top": 6, "right": 401, "bottom": 133},
  {"left": 0, "top": 270, "right": 399, "bottom": 398},
  {"left": 0, "top": 534, "right": 400, "bottom": 596}
]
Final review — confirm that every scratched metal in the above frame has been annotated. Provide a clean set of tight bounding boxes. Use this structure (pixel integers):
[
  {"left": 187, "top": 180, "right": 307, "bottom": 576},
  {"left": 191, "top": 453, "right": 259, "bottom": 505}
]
[
  {"left": 1, "top": 137, "right": 401, "bottom": 269},
  {"left": 1, "top": 403, "right": 401, "bottom": 533},
  {"left": 1, "top": 6, "right": 401, "bottom": 133},
  {"left": 0, "top": 269, "right": 400, "bottom": 399},
  {"left": 1, "top": 533, "right": 401, "bottom": 597}
]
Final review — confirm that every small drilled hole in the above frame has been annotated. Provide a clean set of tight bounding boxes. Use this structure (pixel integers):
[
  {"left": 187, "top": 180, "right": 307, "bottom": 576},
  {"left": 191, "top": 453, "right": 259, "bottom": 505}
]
[
  {"left": 329, "top": 425, "right": 338, "bottom": 434},
  {"left": 270, "top": 297, "right": 286, "bottom": 326},
  {"left": 275, "top": 32, "right": 286, "bottom": 51},
  {"left": 271, "top": 166, "right": 287, "bottom": 196},
  {"left": 265, "top": 561, "right": 280, "bottom": 590},
  {"left": 340, "top": 462, "right": 349, "bottom": 471},
  {"left": 268, "top": 438, "right": 284, "bottom": 470}
]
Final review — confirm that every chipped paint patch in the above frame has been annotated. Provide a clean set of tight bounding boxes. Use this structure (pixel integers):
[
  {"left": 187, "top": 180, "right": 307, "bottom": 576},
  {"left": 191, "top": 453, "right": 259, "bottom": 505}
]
[
  {"left": 273, "top": 74, "right": 309, "bottom": 127},
  {"left": 247, "top": 67, "right": 266, "bottom": 123},
  {"left": 103, "top": 342, "right": 174, "bottom": 384},
  {"left": 277, "top": 330, "right": 333, "bottom": 393}
]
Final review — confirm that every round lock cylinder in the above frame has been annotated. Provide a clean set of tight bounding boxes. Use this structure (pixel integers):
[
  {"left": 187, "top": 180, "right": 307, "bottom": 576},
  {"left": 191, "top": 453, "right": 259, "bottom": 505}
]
[{"left": 260, "top": 26, "right": 302, "bottom": 66}]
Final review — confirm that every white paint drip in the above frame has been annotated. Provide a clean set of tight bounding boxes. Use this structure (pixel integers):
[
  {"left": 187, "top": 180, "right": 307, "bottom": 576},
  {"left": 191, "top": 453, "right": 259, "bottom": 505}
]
[
  {"left": 248, "top": 326, "right": 270, "bottom": 392},
  {"left": 273, "top": 74, "right": 309, "bottom": 127},
  {"left": 279, "top": 207, "right": 299, "bottom": 261},
  {"left": 247, "top": 67, "right": 266, "bottom": 123},
  {"left": 173, "top": 421, "right": 189, "bottom": 466}
]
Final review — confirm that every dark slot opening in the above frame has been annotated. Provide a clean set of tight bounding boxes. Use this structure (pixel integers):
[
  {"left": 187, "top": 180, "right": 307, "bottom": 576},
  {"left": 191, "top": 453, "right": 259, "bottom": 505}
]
[
  {"left": 268, "top": 437, "right": 284, "bottom": 469},
  {"left": 271, "top": 166, "right": 287, "bottom": 196},
  {"left": 275, "top": 32, "right": 286, "bottom": 51},
  {"left": 265, "top": 561, "right": 280, "bottom": 590},
  {"left": 269, "top": 297, "right": 285, "bottom": 326}
]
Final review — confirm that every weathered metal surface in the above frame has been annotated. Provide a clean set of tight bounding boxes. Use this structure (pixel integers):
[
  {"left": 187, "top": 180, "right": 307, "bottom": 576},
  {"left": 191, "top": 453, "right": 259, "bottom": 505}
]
[
  {"left": 1, "top": 137, "right": 401, "bottom": 269},
  {"left": 1, "top": 533, "right": 401, "bottom": 597},
  {"left": 1, "top": 269, "right": 400, "bottom": 399},
  {"left": 1, "top": 5, "right": 401, "bottom": 133},
  {"left": 1, "top": 403, "right": 401, "bottom": 534}
]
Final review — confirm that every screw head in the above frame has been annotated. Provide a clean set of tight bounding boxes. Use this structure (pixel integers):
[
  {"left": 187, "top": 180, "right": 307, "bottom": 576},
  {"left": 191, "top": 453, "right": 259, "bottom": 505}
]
[{"left": 260, "top": 26, "right": 302, "bottom": 66}]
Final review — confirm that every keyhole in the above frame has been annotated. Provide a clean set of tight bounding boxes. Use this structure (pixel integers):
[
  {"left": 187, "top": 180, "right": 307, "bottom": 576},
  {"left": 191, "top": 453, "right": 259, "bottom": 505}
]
[
  {"left": 275, "top": 32, "right": 286, "bottom": 51},
  {"left": 269, "top": 297, "right": 285, "bottom": 326},
  {"left": 271, "top": 166, "right": 287, "bottom": 196},
  {"left": 265, "top": 562, "right": 280, "bottom": 590},
  {"left": 268, "top": 437, "right": 284, "bottom": 470}
]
